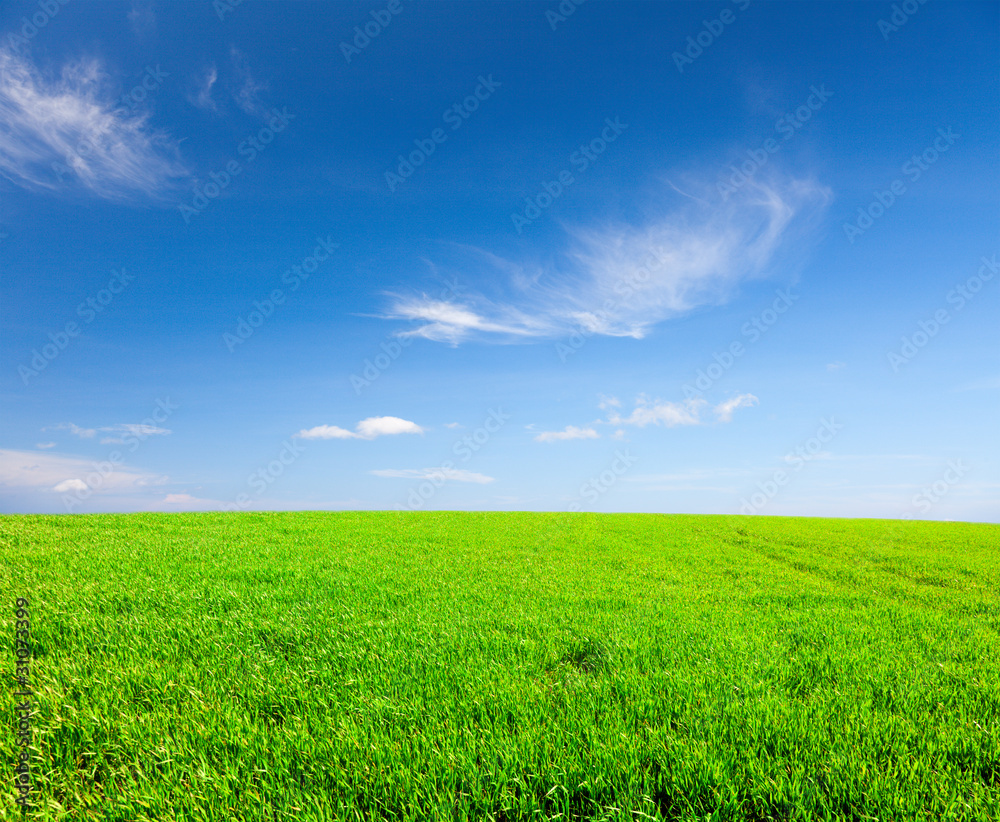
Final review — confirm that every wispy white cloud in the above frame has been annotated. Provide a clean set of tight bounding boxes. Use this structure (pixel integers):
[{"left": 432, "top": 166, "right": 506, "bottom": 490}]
[
  {"left": 386, "top": 298, "right": 550, "bottom": 345},
  {"left": 382, "top": 176, "right": 828, "bottom": 344},
  {"left": 46, "top": 421, "right": 171, "bottom": 444},
  {"left": 544, "top": 392, "right": 758, "bottom": 441},
  {"left": 98, "top": 423, "right": 171, "bottom": 444},
  {"left": 229, "top": 46, "right": 266, "bottom": 117},
  {"left": 158, "top": 493, "right": 220, "bottom": 509},
  {"left": 46, "top": 423, "right": 96, "bottom": 438},
  {"left": 188, "top": 65, "right": 218, "bottom": 112},
  {"left": 127, "top": 0, "right": 156, "bottom": 36},
  {"left": 534, "top": 425, "right": 600, "bottom": 443},
  {"left": 370, "top": 467, "right": 494, "bottom": 484},
  {"left": 954, "top": 375, "right": 1000, "bottom": 392},
  {"left": 624, "top": 467, "right": 753, "bottom": 483},
  {"left": 36, "top": 442, "right": 56, "bottom": 450},
  {"left": 295, "top": 416, "right": 424, "bottom": 440},
  {"left": 0, "top": 48, "right": 188, "bottom": 201}
]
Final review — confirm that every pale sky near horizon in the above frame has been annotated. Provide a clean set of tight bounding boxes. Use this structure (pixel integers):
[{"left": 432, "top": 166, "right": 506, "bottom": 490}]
[{"left": 1, "top": 0, "right": 997, "bottom": 521}]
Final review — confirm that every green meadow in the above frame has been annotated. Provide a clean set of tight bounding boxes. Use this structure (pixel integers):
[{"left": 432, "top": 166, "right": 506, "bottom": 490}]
[{"left": 1, "top": 512, "right": 998, "bottom": 821}]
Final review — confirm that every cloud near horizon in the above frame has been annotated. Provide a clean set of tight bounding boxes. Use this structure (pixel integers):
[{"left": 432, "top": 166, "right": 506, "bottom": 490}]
[
  {"left": 0, "top": 448, "right": 166, "bottom": 496},
  {"left": 295, "top": 416, "right": 424, "bottom": 440},
  {"left": 369, "top": 467, "right": 494, "bottom": 484},
  {"left": 383, "top": 176, "right": 828, "bottom": 345}
]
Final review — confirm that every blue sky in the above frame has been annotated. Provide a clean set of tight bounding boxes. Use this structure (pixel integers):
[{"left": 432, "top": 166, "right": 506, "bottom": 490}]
[{"left": 1, "top": 0, "right": 997, "bottom": 521}]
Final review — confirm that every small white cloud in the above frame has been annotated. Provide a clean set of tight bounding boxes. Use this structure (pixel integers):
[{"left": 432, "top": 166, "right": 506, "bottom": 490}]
[
  {"left": 36, "top": 442, "right": 56, "bottom": 449},
  {"left": 535, "top": 425, "right": 600, "bottom": 443},
  {"left": 295, "top": 416, "right": 423, "bottom": 441},
  {"left": 370, "top": 467, "right": 494, "bottom": 484},
  {"left": 295, "top": 424, "right": 357, "bottom": 440},
  {"left": 713, "top": 393, "right": 759, "bottom": 422},
  {"left": 53, "top": 478, "right": 87, "bottom": 492},
  {"left": 355, "top": 416, "right": 423, "bottom": 439},
  {"left": 827, "top": 361, "right": 846, "bottom": 371},
  {"left": 611, "top": 429, "right": 626, "bottom": 440},
  {"left": 444, "top": 422, "right": 462, "bottom": 429},
  {"left": 597, "top": 394, "right": 621, "bottom": 410}
]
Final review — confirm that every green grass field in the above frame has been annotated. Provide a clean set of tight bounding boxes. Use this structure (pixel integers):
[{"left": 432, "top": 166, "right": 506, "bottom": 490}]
[{"left": 2, "top": 512, "right": 998, "bottom": 821}]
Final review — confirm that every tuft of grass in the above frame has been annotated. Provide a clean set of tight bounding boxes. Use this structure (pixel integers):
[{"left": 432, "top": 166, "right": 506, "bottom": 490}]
[{"left": 554, "top": 637, "right": 611, "bottom": 674}]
